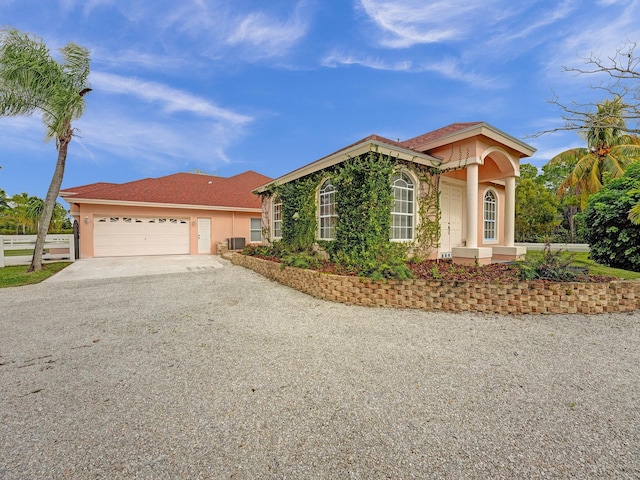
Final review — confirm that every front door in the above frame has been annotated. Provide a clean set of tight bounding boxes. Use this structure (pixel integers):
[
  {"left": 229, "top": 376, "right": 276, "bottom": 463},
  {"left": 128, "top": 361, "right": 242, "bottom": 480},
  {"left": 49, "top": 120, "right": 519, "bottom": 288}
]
[
  {"left": 439, "top": 183, "right": 463, "bottom": 256},
  {"left": 198, "top": 218, "right": 211, "bottom": 254}
]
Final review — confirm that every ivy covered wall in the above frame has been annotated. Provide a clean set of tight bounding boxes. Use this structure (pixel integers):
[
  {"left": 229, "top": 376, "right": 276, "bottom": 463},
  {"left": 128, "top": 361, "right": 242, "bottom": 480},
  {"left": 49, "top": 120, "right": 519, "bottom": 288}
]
[{"left": 259, "top": 149, "right": 441, "bottom": 278}]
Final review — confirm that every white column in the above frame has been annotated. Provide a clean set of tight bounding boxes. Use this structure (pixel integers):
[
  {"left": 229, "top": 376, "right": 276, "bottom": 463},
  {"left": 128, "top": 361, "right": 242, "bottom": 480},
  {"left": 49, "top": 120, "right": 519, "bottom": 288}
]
[
  {"left": 466, "top": 163, "right": 478, "bottom": 248},
  {"left": 504, "top": 176, "right": 516, "bottom": 247}
]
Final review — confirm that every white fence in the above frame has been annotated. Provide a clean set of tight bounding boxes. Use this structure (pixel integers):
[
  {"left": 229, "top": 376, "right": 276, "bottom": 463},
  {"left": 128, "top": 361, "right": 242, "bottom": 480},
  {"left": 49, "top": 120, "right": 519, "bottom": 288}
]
[
  {"left": 0, "top": 234, "right": 75, "bottom": 268},
  {"left": 515, "top": 242, "right": 590, "bottom": 253}
]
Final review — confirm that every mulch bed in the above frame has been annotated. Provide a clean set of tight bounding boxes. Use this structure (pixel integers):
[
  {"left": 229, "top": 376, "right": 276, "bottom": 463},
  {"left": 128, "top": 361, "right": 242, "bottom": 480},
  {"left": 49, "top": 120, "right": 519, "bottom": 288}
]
[
  {"left": 247, "top": 254, "right": 617, "bottom": 283},
  {"left": 407, "top": 260, "right": 521, "bottom": 282}
]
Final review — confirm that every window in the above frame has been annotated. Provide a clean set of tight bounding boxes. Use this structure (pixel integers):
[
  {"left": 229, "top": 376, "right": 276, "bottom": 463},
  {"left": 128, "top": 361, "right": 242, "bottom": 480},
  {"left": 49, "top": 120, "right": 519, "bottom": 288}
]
[
  {"left": 319, "top": 179, "right": 337, "bottom": 240},
  {"left": 272, "top": 196, "right": 282, "bottom": 239},
  {"left": 391, "top": 172, "right": 415, "bottom": 241},
  {"left": 483, "top": 189, "right": 497, "bottom": 241},
  {"left": 250, "top": 218, "right": 262, "bottom": 242}
]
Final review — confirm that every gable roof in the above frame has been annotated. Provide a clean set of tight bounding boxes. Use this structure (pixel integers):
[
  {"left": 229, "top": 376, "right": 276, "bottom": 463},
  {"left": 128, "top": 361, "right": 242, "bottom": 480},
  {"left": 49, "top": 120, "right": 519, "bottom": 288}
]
[
  {"left": 254, "top": 134, "right": 441, "bottom": 193},
  {"left": 400, "top": 122, "right": 536, "bottom": 156},
  {"left": 400, "top": 122, "right": 483, "bottom": 149},
  {"left": 254, "top": 122, "right": 536, "bottom": 193},
  {"left": 60, "top": 171, "right": 272, "bottom": 210}
]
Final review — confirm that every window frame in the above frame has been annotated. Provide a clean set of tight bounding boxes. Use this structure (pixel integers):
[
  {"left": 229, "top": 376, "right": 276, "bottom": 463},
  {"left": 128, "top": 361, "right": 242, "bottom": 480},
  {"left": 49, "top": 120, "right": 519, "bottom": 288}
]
[
  {"left": 483, "top": 188, "right": 498, "bottom": 243},
  {"left": 318, "top": 178, "right": 337, "bottom": 241},
  {"left": 390, "top": 171, "right": 416, "bottom": 242},
  {"left": 272, "top": 196, "right": 282, "bottom": 240},
  {"left": 250, "top": 218, "right": 262, "bottom": 243}
]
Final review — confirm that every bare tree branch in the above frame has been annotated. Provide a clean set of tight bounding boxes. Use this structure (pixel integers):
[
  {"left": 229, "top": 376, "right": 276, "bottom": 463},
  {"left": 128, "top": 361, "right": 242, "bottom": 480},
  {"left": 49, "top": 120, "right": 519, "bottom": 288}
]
[{"left": 534, "top": 40, "right": 640, "bottom": 138}]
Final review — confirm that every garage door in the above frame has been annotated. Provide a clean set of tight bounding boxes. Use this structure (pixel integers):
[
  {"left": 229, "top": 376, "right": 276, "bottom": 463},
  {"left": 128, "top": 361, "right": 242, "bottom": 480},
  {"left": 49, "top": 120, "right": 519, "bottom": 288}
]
[{"left": 94, "top": 216, "right": 190, "bottom": 257}]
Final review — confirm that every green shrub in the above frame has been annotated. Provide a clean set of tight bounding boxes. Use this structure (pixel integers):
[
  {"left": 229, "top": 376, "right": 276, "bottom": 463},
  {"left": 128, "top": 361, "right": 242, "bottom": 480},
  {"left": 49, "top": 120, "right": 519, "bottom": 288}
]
[
  {"left": 242, "top": 241, "right": 290, "bottom": 258},
  {"left": 584, "top": 161, "right": 640, "bottom": 272},
  {"left": 516, "top": 244, "right": 578, "bottom": 281},
  {"left": 281, "top": 251, "right": 324, "bottom": 270}
]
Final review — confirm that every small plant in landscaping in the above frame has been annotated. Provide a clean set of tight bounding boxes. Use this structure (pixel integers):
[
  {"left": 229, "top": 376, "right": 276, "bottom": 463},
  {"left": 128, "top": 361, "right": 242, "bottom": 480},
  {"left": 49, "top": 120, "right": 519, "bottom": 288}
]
[
  {"left": 242, "top": 242, "right": 289, "bottom": 261},
  {"left": 515, "top": 244, "right": 579, "bottom": 281},
  {"left": 430, "top": 265, "right": 442, "bottom": 279},
  {"left": 281, "top": 251, "right": 325, "bottom": 270}
]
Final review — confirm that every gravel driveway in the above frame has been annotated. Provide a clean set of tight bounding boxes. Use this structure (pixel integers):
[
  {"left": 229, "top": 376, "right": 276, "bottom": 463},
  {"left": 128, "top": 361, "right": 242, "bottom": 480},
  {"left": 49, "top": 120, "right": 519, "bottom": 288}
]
[{"left": 1, "top": 258, "right": 638, "bottom": 479}]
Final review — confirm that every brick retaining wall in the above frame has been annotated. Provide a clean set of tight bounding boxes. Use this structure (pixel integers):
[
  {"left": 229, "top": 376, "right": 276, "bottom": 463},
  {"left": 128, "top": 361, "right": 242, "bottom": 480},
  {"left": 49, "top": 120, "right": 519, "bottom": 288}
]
[{"left": 228, "top": 253, "right": 640, "bottom": 314}]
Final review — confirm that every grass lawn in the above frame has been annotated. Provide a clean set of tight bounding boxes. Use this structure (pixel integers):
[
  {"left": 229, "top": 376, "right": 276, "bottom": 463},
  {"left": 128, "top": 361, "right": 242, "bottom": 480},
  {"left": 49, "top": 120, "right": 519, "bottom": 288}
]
[
  {"left": 0, "top": 262, "right": 71, "bottom": 288},
  {"left": 525, "top": 251, "right": 640, "bottom": 280},
  {"left": 4, "top": 248, "right": 35, "bottom": 257}
]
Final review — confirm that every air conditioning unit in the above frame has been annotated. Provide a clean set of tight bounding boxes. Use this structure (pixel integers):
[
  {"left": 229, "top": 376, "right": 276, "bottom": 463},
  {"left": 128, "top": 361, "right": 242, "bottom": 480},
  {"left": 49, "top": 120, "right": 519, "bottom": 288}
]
[{"left": 228, "top": 237, "right": 246, "bottom": 250}]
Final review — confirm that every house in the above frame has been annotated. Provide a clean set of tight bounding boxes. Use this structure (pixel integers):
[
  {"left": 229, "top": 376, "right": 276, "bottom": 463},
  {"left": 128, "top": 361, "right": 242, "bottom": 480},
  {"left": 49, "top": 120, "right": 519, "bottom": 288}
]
[
  {"left": 254, "top": 122, "right": 536, "bottom": 265},
  {"left": 60, "top": 170, "right": 272, "bottom": 258}
]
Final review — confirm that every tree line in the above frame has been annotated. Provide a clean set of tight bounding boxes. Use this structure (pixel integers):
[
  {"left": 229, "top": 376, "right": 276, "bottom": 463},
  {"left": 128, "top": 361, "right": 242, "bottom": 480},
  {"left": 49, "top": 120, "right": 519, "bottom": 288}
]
[
  {"left": 516, "top": 96, "right": 640, "bottom": 244},
  {"left": 0, "top": 188, "right": 72, "bottom": 235},
  {"left": 515, "top": 92, "right": 640, "bottom": 271}
]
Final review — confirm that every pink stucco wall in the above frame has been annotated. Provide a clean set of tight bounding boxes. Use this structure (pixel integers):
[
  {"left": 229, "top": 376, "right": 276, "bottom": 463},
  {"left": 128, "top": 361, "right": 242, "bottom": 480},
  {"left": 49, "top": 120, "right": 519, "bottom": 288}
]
[{"left": 69, "top": 203, "right": 261, "bottom": 258}]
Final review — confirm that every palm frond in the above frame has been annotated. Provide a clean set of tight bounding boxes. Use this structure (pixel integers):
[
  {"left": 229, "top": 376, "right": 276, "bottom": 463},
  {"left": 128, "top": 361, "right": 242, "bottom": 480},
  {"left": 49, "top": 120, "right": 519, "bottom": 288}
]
[{"left": 1, "top": 27, "right": 91, "bottom": 142}]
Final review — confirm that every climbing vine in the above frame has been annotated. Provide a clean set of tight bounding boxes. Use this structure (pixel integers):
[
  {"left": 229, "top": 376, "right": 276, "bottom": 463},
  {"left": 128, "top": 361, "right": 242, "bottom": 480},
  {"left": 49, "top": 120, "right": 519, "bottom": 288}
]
[
  {"left": 256, "top": 146, "right": 449, "bottom": 279},
  {"left": 278, "top": 173, "right": 323, "bottom": 251},
  {"left": 328, "top": 151, "right": 412, "bottom": 279},
  {"left": 404, "top": 162, "right": 441, "bottom": 260}
]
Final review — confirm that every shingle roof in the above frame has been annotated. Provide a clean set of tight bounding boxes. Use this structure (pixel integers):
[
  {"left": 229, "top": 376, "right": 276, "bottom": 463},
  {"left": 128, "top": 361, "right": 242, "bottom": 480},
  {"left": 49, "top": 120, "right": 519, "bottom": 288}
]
[
  {"left": 61, "top": 182, "right": 118, "bottom": 196},
  {"left": 60, "top": 171, "right": 272, "bottom": 209},
  {"left": 400, "top": 122, "right": 483, "bottom": 150},
  {"left": 311, "top": 133, "right": 407, "bottom": 163}
]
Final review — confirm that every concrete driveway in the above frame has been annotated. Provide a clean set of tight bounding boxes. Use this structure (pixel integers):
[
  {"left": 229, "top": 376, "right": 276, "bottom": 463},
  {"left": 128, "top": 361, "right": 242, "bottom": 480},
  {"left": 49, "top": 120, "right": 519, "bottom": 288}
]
[
  {"left": 2, "top": 257, "right": 639, "bottom": 478},
  {"left": 45, "top": 254, "right": 223, "bottom": 282}
]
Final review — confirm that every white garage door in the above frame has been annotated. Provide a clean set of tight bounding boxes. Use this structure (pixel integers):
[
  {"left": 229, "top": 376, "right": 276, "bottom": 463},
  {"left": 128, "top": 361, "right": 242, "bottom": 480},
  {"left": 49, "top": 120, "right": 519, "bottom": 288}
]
[{"left": 94, "top": 216, "right": 190, "bottom": 257}]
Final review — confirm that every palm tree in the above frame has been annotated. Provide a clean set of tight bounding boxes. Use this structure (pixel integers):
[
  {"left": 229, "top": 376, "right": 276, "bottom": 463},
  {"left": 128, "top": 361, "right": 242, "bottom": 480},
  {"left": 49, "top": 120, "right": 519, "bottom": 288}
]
[
  {"left": 9, "top": 192, "right": 33, "bottom": 234},
  {"left": 25, "top": 197, "right": 68, "bottom": 232},
  {"left": 0, "top": 28, "right": 91, "bottom": 271},
  {"left": 26, "top": 196, "right": 45, "bottom": 231},
  {"left": 549, "top": 97, "right": 640, "bottom": 208}
]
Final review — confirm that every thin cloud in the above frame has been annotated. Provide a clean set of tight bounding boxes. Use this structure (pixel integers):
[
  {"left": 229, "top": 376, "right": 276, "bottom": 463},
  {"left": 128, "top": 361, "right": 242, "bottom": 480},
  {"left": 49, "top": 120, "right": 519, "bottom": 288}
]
[
  {"left": 225, "top": 4, "right": 310, "bottom": 58},
  {"left": 0, "top": 116, "right": 51, "bottom": 150},
  {"left": 322, "top": 51, "right": 412, "bottom": 71},
  {"left": 91, "top": 47, "right": 194, "bottom": 73},
  {"left": 422, "top": 58, "right": 506, "bottom": 89},
  {"left": 321, "top": 50, "right": 504, "bottom": 88},
  {"left": 90, "top": 71, "right": 252, "bottom": 126},
  {"left": 357, "top": 0, "right": 502, "bottom": 48},
  {"left": 544, "top": 1, "right": 640, "bottom": 75},
  {"left": 73, "top": 110, "right": 243, "bottom": 171},
  {"left": 487, "top": 1, "right": 576, "bottom": 50},
  {"left": 55, "top": 0, "right": 311, "bottom": 62}
]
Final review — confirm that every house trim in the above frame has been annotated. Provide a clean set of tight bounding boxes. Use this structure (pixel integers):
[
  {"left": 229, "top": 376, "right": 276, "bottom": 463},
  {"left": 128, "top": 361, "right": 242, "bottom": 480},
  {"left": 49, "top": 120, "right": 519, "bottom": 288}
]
[
  {"left": 409, "top": 122, "right": 536, "bottom": 157},
  {"left": 63, "top": 197, "right": 262, "bottom": 213},
  {"left": 254, "top": 139, "right": 441, "bottom": 193}
]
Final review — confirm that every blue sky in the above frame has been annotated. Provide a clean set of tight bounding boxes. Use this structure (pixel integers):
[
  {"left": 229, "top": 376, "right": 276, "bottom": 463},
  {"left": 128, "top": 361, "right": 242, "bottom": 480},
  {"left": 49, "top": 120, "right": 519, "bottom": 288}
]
[{"left": 1, "top": 0, "right": 639, "bottom": 198}]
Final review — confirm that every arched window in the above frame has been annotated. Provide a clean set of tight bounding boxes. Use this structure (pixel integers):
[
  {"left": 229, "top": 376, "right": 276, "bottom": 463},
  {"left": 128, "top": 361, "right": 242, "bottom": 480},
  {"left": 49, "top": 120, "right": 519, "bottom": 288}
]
[
  {"left": 391, "top": 172, "right": 415, "bottom": 241},
  {"left": 272, "top": 196, "right": 282, "bottom": 239},
  {"left": 319, "top": 179, "right": 337, "bottom": 240},
  {"left": 483, "top": 189, "right": 497, "bottom": 242}
]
